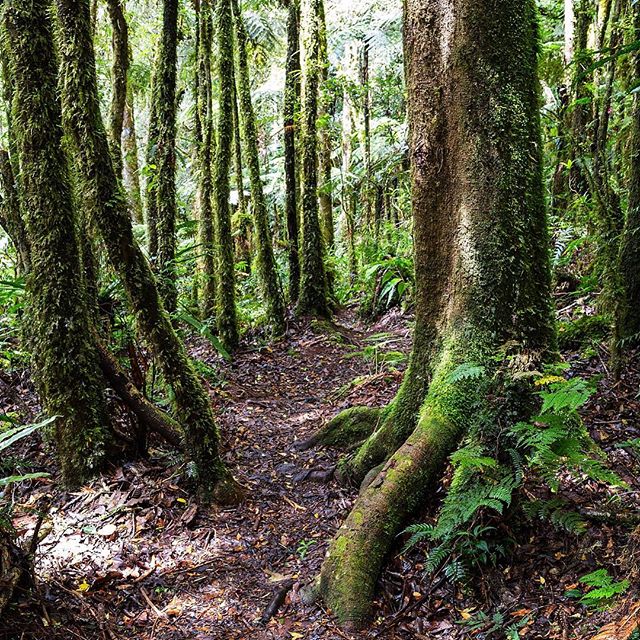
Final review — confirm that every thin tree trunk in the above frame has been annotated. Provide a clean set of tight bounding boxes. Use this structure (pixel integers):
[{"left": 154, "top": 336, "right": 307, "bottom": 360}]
[
  {"left": 284, "top": 0, "right": 301, "bottom": 304},
  {"left": 194, "top": 0, "right": 217, "bottom": 319},
  {"left": 213, "top": 0, "right": 239, "bottom": 349},
  {"left": 5, "top": 0, "right": 110, "bottom": 486},
  {"left": 312, "top": 0, "right": 554, "bottom": 625},
  {"left": 0, "top": 150, "right": 30, "bottom": 274},
  {"left": 318, "top": 0, "right": 333, "bottom": 249},
  {"left": 106, "top": 0, "right": 129, "bottom": 179},
  {"left": 231, "top": 0, "right": 285, "bottom": 335},
  {"left": 152, "top": 0, "right": 180, "bottom": 312},
  {"left": 54, "top": 0, "right": 243, "bottom": 503},
  {"left": 122, "top": 86, "right": 144, "bottom": 224},
  {"left": 297, "top": 0, "right": 328, "bottom": 316}
]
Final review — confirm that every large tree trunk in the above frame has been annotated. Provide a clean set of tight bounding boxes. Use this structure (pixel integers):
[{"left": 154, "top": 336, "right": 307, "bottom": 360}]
[
  {"left": 213, "top": 0, "right": 239, "bottom": 349},
  {"left": 297, "top": 0, "right": 329, "bottom": 316},
  {"left": 284, "top": 0, "right": 301, "bottom": 304},
  {"left": 231, "top": 0, "right": 285, "bottom": 335},
  {"left": 312, "top": 0, "right": 555, "bottom": 626},
  {"left": 54, "top": 0, "right": 243, "bottom": 503},
  {"left": 617, "top": 2, "right": 640, "bottom": 341},
  {"left": 5, "top": 0, "right": 110, "bottom": 486},
  {"left": 106, "top": 0, "right": 129, "bottom": 179}
]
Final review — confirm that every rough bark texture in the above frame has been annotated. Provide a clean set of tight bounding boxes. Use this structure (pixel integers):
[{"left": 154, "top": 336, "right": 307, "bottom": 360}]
[
  {"left": 231, "top": 0, "right": 285, "bottom": 335},
  {"left": 284, "top": 0, "right": 301, "bottom": 304},
  {"left": 213, "top": 0, "right": 239, "bottom": 349},
  {"left": 152, "top": 0, "right": 180, "bottom": 312},
  {"left": 5, "top": 0, "right": 109, "bottom": 486},
  {"left": 106, "top": 0, "right": 129, "bottom": 179},
  {"left": 54, "top": 0, "right": 242, "bottom": 503},
  {"left": 297, "top": 0, "right": 328, "bottom": 316},
  {"left": 616, "top": 2, "right": 640, "bottom": 340},
  {"left": 194, "top": 0, "right": 217, "bottom": 319},
  {"left": 315, "top": 0, "right": 555, "bottom": 626}
]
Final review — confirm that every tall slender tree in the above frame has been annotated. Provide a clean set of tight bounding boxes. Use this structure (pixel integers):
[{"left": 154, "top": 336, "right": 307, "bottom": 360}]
[
  {"left": 297, "top": 0, "right": 328, "bottom": 316},
  {"left": 284, "top": 0, "right": 301, "bottom": 303},
  {"left": 54, "top": 0, "right": 243, "bottom": 503},
  {"left": 123, "top": 85, "right": 144, "bottom": 224},
  {"left": 310, "top": 0, "right": 554, "bottom": 625},
  {"left": 213, "top": 0, "right": 239, "bottom": 349},
  {"left": 194, "top": 0, "right": 216, "bottom": 319},
  {"left": 4, "top": 0, "right": 109, "bottom": 485},
  {"left": 106, "top": 0, "right": 129, "bottom": 179},
  {"left": 150, "top": 0, "right": 180, "bottom": 311},
  {"left": 231, "top": 0, "right": 285, "bottom": 335}
]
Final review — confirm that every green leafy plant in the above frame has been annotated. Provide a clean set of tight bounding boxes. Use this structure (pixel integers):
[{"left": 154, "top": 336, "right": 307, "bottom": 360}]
[
  {"left": 296, "top": 538, "right": 317, "bottom": 560},
  {"left": 566, "top": 569, "right": 629, "bottom": 610}
]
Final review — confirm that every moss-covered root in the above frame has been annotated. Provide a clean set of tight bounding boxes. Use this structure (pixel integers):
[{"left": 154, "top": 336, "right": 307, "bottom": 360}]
[
  {"left": 297, "top": 406, "right": 382, "bottom": 451},
  {"left": 317, "top": 408, "right": 463, "bottom": 627}
]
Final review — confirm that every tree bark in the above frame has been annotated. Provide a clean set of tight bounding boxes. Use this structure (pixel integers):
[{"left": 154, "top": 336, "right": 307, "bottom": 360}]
[
  {"left": 151, "top": 0, "right": 180, "bottom": 312},
  {"left": 194, "top": 0, "right": 217, "bottom": 319},
  {"left": 617, "top": 1, "right": 640, "bottom": 341},
  {"left": 122, "top": 86, "right": 144, "bottom": 224},
  {"left": 313, "top": 0, "right": 555, "bottom": 626},
  {"left": 54, "top": 0, "right": 243, "bottom": 503},
  {"left": 284, "top": 0, "right": 301, "bottom": 304},
  {"left": 0, "top": 150, "right": 30, "bottom": 274},
  {"left": 213, "top": 0, "right": 239, "bottom": 349},
  {"left": 297, "top": 0, "right": 329, "bottom": 316},
  {"left": 106, "top": 0, "right": 129, "bottom": 179},
  {"left": 318, "top": 0, "right": 333, "bottom": 250},
  {"left": 5, "top": 0, "right": 110, "bottom": 486},
  {"left": 231, "top": 0, "right": 285, "bottom": 335}
]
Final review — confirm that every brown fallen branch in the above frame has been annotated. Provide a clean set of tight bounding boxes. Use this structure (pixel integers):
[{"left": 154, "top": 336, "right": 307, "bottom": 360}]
[
  {"left": 260, "top": 578, "right": 294, "bottom": 625},
  {"left": 96, "top": 342, "right": 183, "bottom": 448}
]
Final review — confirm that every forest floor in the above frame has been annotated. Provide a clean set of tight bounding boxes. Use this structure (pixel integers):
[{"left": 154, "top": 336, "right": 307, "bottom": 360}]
[{"left": 1, "top": 307, "right": 639, "bottom": 639}]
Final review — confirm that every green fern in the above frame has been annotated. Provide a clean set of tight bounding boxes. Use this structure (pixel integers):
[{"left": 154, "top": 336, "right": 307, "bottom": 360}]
[{"left": 446, "top": 363, "right": 485, "bottom": 384}]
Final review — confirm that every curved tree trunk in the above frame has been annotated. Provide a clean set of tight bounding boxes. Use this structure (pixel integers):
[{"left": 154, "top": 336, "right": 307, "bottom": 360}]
[
  {"left": 54, "top": 0, "right": 243, "bottom": 503},
  {"left": 313, "top": 0, "right": 555, "bottom": 626},
  {"left": 5, "top": 0, "right": 110, "bottom": 486},
  {"left": 231, "top": 0, "right": 286, "bottom": 335},
  {"left": 297, "top": 0, "right": 329, "bottom": 316},
  {"left": 284, "top": 0, "right": 301, "bottom": 304},
  {"left": 213, "top": 0, "right": 239, "bottom": 349},
  {"left": 106, "top": 0, "right": 129, "bottom": 179}
]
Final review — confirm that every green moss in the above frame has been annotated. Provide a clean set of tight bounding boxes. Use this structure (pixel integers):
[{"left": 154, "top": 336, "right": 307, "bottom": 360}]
[
  {"left": 557, "top": 315, "right": 610, "bottom": 350},
  {"left": 320, "top": 406, "right": 381, "bottom": 448},
  {"left": 5, "top": 0, "right": 109, "bottom": 486}
]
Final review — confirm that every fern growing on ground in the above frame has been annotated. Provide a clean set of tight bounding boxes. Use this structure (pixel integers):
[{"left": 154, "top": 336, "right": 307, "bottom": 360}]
[{"left": 403, "top": 365, "right": 623, "bottom": 588}]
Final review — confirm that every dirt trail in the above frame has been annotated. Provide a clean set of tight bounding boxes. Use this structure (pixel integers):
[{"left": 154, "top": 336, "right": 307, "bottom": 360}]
[{"left": 3, "top": 309, "right": 411, "bottom": 640}]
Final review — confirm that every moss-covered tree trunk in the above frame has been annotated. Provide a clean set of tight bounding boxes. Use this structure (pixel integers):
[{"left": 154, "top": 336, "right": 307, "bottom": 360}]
[
  {"left": 297, "top": 0, "right": 328, "bottom": 316},
  {"left": 317, "top": 0, "right": 333, "bottom": 250},
  {"left": 194, "top": 0, "right": 217, "bottom": 319},
  {"left": 213, "top": 0, "right": 239, "bottom": 348},
  {"left": 284, "top": 0, "right": 301, "bottom": 304},
  {"left": 231, "top": 0, "right": 285, "bottom": 335},
  {"left": 151, "top": 0, "right": 180, "bottom": 312},
  {"left": 617, "top": 2, "right": 640, "bottom": 340},
  {"left": 123, "top": 86, "right": 144, "bottom": 224},
  {"left": 106, "top": 0, "right": 129, "bottom": 179},
  {"left": 0, "top": 150, "right": 30, "bottom": 275},
  {"left": 54, "top": 0, "right": 242, "bottom": 503},
  {"left": 313, "top": 0, "right": 555, "bottom": 626},
  {"left": 5, "top": 0, "right": 109, "bottom": 486}
]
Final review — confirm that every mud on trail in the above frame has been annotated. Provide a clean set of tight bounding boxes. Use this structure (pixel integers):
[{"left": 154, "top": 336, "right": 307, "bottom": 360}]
[{"left": 1, "top": 309, "right": 412, "bottom": 640}]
